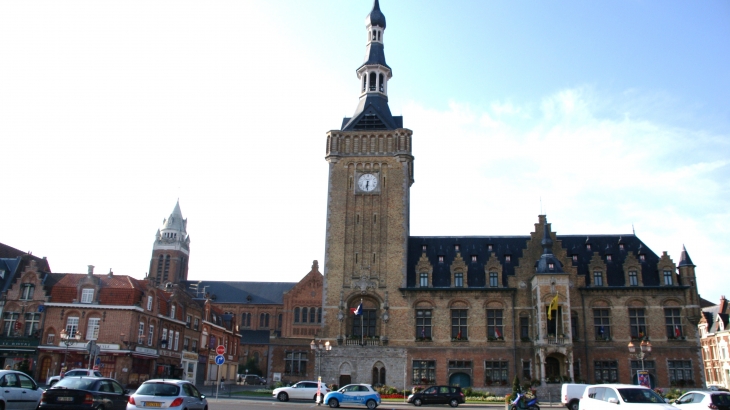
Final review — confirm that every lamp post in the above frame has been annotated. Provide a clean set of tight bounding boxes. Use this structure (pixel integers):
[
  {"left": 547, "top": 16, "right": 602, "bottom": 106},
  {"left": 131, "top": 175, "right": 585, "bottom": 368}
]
[
  {"left": 311, "top": 340, "right": 331, "bottom": 405},
  {"left": 627, "top": 339, "right": 652, "bottom": 371},
  {"left": 59, "top": 330, "right": 80, "bottom": 377}
]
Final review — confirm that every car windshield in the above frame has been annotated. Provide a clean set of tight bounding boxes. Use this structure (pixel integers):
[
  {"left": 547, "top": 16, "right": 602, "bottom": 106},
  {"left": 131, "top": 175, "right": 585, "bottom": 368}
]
[
  {"left": 136, "top": 383, "right": 180, "bottom": 396},
  {"left": 712, "top": 395, "right": 730, "bottom": 406},
  {"left": 54, "top": 378, "right": 96, "bottom": 390},
  {"left": 617, "top": 388, "right": 665, "bottom": 403}
]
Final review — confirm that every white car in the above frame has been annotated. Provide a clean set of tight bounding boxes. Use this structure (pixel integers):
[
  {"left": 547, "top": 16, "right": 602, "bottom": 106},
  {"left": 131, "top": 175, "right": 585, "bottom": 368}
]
[
  {"left": 273, "top": 381, "right": 331, "bottom": 402},
  {"left": 672, "top": 390, "right": 730, "bottom": 410},
  {"left": 579, "top": 384, "right": 673, "bottom": 410},
  {"left": 47, "top": 369, "right": 102, "bottom": 386},
  {"left": 0, "top": 370, "right": 43, "bottom": 410},
  {"left": 127, "top": 379, "right": 207, "bottom": 410}
]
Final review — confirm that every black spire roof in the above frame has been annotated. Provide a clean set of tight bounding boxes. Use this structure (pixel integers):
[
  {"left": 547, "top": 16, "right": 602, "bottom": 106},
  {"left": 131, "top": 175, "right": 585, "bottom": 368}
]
[
  {"left": 535, "top": 222, "right": 564, "bottom": 274},
  {"left": 678, "top": 245, "right": 695, "bottom": 267},
  {"left": 365, "top": 0, "right": 386, "bottom": 28}
]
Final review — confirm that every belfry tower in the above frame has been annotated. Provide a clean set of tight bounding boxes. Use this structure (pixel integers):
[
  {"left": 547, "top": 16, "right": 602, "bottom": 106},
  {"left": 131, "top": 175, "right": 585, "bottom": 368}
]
[
  {"left": 322, "top": 0, "right": 413, "bottom": 350},
  {"left": 148, "top": 200, "right": 190, "bottom": 287}
]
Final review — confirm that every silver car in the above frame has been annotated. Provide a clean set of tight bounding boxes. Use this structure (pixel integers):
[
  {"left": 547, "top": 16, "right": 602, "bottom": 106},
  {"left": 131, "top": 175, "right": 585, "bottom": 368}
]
[
  {"left": 127, "top": 379, "right": 207, "bottom": 410},
  {"left": 0, "top": 370, "right": 43, "bottom": 410}
]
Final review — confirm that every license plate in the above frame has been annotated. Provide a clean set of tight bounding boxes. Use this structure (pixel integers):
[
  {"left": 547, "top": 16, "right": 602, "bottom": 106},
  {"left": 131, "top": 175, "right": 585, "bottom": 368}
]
[
  {"left": 144, "top": 402, "right": 162, "bottom": 408},
  {"left": 56, "top": 397, "right": 73, "bottom": 402}
]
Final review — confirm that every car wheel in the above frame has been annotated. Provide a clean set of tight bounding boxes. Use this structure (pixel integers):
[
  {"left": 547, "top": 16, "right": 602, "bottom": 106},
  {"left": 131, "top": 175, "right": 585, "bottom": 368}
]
[
  {"left": 414, "top": 398, "right": 422, "bottom": 406},
  {"left": 449, "top": 399, "right": 459, "bottom": 407},
  {"left": 328, "top": 398, "right": 339, "bottom": 408},
  {"left": 570, "top": 401, "right": 579, "bottom": 410},
  {"left": 278, "top": 392, "right": 289, "bottom": 402},
  {"left": 366, "top": 399, "right": 377, "bottom": 409}
]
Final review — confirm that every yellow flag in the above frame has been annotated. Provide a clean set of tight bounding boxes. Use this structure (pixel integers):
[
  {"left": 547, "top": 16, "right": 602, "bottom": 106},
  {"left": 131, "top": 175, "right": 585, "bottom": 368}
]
[{"left": 547, "top": 294, "right": 559, "bottom": 320}]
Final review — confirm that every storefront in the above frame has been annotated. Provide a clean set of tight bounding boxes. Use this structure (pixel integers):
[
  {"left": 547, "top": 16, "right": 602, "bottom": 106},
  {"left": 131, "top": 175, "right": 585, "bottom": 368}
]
[
  {"left": 0, "top": 337, "right": 39, "bottom": 376},
  {"left": 181, "top": 351, "right": 198, "bottom": 383},
  {"left": 126, "top": 346, "right": 158, "bottom": 387}
]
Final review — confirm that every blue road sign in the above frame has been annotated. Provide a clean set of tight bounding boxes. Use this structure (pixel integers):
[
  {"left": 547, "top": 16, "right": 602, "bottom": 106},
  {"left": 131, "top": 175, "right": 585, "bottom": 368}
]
[{"left": 215, "top": 355, "right": 225, "bottom": 365}]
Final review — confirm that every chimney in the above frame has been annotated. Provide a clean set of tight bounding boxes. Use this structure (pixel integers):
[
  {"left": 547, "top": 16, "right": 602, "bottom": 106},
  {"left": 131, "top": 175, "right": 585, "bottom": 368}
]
[
  {"left": 87, "top": 265, "right": 95, "bottom": 276},
  {"left": 107, "top": 269, "right": 114, "bottom": 278},
  {"left": 720, "top": 296, "right": 727, "bottom": 314}
]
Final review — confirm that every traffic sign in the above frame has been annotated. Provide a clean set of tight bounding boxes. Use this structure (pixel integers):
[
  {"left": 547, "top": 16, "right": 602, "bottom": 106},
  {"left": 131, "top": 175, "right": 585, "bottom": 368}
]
[
  {"left": 216, "top": 345, "right": 226, "bottom": 355},
  {"left": 215, "top": 355, "right": 225, "bottom": 365}
]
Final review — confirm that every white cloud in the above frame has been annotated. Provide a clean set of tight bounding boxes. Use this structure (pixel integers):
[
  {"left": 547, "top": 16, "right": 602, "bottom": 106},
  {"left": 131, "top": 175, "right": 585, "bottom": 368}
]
[{"left": 407, "top": 87, "right": 730, "bottom": 302}]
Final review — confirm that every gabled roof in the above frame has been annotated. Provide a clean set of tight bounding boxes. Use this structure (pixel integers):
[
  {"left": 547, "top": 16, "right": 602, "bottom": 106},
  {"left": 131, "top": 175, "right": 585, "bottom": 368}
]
[
  {"left": 341, "top": 95, "right": 403, "bottom": 131},
  {"left": 182, "top": 280, "right": 296, "bottom": 304},
  {"left": 47, "top": 273, "right": 146, "bottom": 305}
]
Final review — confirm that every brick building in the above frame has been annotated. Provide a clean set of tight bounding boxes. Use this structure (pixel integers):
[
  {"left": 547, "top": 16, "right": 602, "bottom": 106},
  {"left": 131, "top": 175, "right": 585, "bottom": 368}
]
[
  {"left": 316, "top": 0, "right": 706, "bottom": 392},
  {"left": 699, "top": 296, "right": 730, "bottom": 389}
]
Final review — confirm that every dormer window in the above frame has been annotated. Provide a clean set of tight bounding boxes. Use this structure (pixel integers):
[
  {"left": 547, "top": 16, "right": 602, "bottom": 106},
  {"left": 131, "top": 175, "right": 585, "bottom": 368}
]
[
  {"left": 422, "top": 245, "right": 427, "bottom": 252},
  {"left": 455, "top": 245, "right": 460, "bottom": 252},
  {"left": 586, "top": 244, "right": 592, "bottom": 251},
  {"left": 438, "top": 256, "right": 444, "bottom": 263},
  {"left": 606, "top": 255, "right": 612, "bottom": 262},
  {"left": 548, "top": 263, "right": 555, "bottom": 270},
  {"left": 572, "top": 255, "right": 578, "bottom": 262},
  {"left": 505, "top": 255, "right": 511, "bottom": 263},
  {"left": 147, "top": 295, "right": 153, "bottom": 311},
  {"left": 81, "top": 288, "right": 94, "bottom": 304},
  {"left": 639, "top": 254, "right": 646, "bottom": 262},
  {"left": 471, "top": 255, "right": 477, "bottom": 263},
  {"left": 619, "top": 244, "right": 625, "bottom": 250},
  {"left": 487, "top": 244, "right": 493, "bottom": 252},
  {"left": 171, "top": 305, "right": 176, "bottom": 319}
]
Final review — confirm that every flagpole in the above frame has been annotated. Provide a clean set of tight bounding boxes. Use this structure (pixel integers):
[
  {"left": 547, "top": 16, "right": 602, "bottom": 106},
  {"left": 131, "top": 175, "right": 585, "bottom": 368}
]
[{"left": 360, "top": 298, "right": 364, "bottom": 347}]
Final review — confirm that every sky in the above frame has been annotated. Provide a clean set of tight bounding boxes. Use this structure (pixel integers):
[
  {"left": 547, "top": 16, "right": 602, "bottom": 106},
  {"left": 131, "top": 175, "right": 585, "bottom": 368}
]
[{"left": 1, "top": 1, "right": 728, "bottom": 303}]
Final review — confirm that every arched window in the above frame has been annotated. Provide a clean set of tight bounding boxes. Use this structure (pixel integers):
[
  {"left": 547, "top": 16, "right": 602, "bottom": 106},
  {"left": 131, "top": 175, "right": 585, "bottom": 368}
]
[
  {"left": 309, "top": 307, "right": 315, "bottom": 323},
  {"left": 260, "top": 313, "right": 265, "bottom": 328},
  {"left": 302, "top": 308, "right": 308, "bottom": 323},
  {"left": 294, "top": 308, "right": 300, "bottom": 323},
  {"left": 317, "top": 308, "right": 322, "bottom": 323},
  {"left": 264, "top": 313, "right": 270, "bottom": 328},
  {"left": 278, "top": 314, "right": 282, "bottom": 329},
  {"left": 369, "top": 72, "right": 376, "bottom": 91},
  {"left": 362, "top": 76, "right": 366, "bottom": 93},
  {"left": 379, "top": 73, "right": 384, "bottom": 92}
]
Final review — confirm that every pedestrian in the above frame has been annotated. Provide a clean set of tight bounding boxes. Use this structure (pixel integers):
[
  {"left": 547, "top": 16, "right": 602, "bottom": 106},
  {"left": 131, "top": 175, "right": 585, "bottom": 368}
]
[{"left": 220, "top": 377, "right": 225, "bottom": 390}]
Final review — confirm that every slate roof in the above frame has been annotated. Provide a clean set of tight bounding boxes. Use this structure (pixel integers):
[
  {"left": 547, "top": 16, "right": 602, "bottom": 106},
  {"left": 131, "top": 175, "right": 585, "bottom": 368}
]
[
  {"left": 407, "top": 233, "right": 665, "bottom": 288},
  {"left": 365, "top": 0, "right": 386, "bottom": 29},
  {"left": 341, "top": 95, "right": 402, "bottom": 131},
  {"left": 0, "top": 242, "right": 51, "bottom": 272},
  {"left": 240, "top": 329, "right": 270, "bottom": 345},
  {"left": 181, "top": 280, "right": 296, "bottom": 304}
]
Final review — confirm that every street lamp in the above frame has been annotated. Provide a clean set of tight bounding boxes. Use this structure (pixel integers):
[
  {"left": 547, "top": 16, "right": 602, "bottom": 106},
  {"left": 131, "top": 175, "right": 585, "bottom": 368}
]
[
  {"left": 311, "top": 340, "right": 331, "bottom": 404},
  {"left": 627, "top": 339, "right": 652, "bottom": 371},
  {"left": 59, "top": 330, "right": 81, "bottom": 377}
]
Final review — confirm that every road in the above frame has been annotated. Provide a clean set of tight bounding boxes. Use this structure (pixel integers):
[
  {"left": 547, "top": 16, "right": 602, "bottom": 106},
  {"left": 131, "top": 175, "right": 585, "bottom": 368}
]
[{"left": 203, "top": 397, "right": 564, "bottom": 410}]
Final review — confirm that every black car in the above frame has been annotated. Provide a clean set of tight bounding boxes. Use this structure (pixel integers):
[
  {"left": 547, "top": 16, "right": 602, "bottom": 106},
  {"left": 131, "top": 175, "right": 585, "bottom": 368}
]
[
  {"left": 408, "top": 386, "right": 465, "bottom": 407},
  {"left": 39, "top": 376, "right": 129, "bottom": 410}
]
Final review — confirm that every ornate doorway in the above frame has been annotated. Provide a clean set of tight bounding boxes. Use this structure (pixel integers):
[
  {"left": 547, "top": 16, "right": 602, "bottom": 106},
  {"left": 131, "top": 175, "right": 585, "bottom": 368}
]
[
  {"left": 545, "top": 357, "right": 560, "bottom": 381},
  {"left": 449, "top": 372, "right": 471, "bottom": 387}
]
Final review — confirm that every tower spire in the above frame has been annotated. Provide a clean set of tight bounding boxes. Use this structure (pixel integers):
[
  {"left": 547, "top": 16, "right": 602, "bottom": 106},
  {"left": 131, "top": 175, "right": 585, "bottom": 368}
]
[{"left": 341, "top": 0, "right": 402, "bottom": 131}]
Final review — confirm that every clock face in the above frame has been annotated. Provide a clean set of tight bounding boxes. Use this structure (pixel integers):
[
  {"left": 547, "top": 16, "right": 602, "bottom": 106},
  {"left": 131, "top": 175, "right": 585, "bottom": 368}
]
[{"left": 358, "top": 173, "right": 378, "bottom": 192}]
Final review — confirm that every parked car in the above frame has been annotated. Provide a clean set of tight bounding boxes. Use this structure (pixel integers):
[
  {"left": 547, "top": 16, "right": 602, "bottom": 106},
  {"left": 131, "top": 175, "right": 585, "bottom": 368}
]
[
  {"left": 672, "top": 390, "right": 730, "bottom": 410},
  {"left": 273, "top": 381, "right": 330, "bottom": 402},
  {"left": 47, "top": 369, "right": 103, "bottom": 387},
  {"left": 127, "top": 379, "right": 207, "bottom": 410},
  {"left": 579, "top": 384, "right": 674, "bottom": 410},
  {"left": 324, "top": 384, "right": 381, "bottom": 409},
  {"left": 242, "top": 375, "right": 267, "bottom": 385},
  {"left": 39, "top": 376, "right": 128, "bottom": 410},
  {"left": 408, "top": 385, "right": 465, "bottom": 407},
  {"left": 562, "top": 383, "right": 590, "bottom": 410},
  {"left": 709, "top": 386, "right": 730, "bottom": 392},
  {"left": 0, "top": 369, "right": 43, "bottom": 410}
]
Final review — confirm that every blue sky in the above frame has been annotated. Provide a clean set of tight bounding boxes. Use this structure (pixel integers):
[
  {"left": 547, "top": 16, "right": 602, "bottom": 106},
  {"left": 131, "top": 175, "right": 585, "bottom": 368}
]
[{"left": 1, "top": 0, "right": 728, "bottom": 303}]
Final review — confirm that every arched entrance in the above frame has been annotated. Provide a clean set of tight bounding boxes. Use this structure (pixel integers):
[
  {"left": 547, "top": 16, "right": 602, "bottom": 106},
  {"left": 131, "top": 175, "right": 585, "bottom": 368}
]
[
  {"left": 449, "top": 372, "right": 471, "bottom": 387},
  {"left": 38, "top": 357, "right": 52, "bottom": 383},
  {"left": 339, "top": 362, "right": 352, "bottom": 387},
  {"left": 545, "top": 357, "right": 560, "bottom": 381}
]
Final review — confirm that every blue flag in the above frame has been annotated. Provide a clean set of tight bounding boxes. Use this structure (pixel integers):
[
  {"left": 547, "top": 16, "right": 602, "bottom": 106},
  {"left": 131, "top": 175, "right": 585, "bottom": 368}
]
[{"left": 353, "top": 303, "right": 363, "bottom": 316}]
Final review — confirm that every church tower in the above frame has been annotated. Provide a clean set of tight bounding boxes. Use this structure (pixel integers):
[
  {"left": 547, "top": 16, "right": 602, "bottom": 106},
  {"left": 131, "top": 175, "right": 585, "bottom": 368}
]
[
  {"left": 322, "top": 0, "right": 413, "bottom": 346},
  {"left": 148, "top": 200, "right": 190, "bottom": 287}
]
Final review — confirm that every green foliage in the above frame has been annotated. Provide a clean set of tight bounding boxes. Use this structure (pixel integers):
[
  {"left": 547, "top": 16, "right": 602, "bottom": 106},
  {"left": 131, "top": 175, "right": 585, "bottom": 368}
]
[
  {"left": 241, "top": 358, "right": 262, "bottom": 376},
  {"left": 664, "top": 388, "right": 686, "bottom": 400}
]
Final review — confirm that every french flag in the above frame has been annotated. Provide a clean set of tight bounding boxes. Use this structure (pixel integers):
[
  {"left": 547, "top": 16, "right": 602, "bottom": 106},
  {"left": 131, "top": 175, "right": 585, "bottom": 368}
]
[{"left": 351, "top": 303, "right": 363, "bottom": 316}]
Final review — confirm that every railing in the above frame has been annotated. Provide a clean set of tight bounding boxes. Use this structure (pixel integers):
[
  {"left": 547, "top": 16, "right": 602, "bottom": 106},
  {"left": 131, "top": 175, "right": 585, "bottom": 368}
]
[
  {"left": 345, "top": 338, "right": 381, "bottom": 346},
  {"left": 547, "top": 337, "right": 565, "bottom": 345}
]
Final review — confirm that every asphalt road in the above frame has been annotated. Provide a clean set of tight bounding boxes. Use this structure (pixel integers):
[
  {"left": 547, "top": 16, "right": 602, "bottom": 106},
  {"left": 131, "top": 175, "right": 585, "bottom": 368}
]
[{"left": 203, "top": 397, "right": 564, "bottom": 410}]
